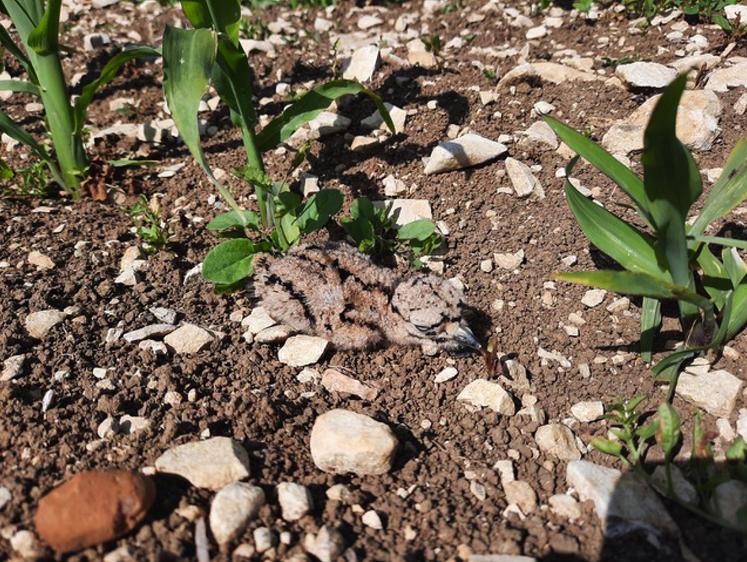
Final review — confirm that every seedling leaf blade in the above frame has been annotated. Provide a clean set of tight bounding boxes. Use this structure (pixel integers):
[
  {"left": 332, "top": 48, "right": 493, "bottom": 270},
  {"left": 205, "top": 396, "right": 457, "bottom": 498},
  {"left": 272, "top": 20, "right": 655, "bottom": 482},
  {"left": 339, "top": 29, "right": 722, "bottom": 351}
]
[
  {"left": 656, "top": 402, "right": 681, "bottom": 458},
  {"left": 207, "top": 210, "right": 260, "bottom": 231},
  {"left": 294, "top": 189, "right": 343, "bottom": 233},
  {"left": 182, "top": 0, "right": 241, "bottom": 42},
  {"left": 27, "top": 0, "right": 61, "bottom": 55},
  {"left": 0, "top": 79, "right": 39, "bottom": 95},
  {"left": 256, "top": 79, "right": 394, "bottom": 152},
  {"left": 640, "top": 296, "right": 661, "bottom": 363},
  {"left": 398, "top": 219, "right": 436, "bottom": 241},
  {"left": 591, "top": 437, "right": 623, "bottom": 457},
  {"left": 0, "top": 108, "right": 62, "bottom": 186},
  {"left": 202, "top": 238, "right": 256, "bottom": 285}
]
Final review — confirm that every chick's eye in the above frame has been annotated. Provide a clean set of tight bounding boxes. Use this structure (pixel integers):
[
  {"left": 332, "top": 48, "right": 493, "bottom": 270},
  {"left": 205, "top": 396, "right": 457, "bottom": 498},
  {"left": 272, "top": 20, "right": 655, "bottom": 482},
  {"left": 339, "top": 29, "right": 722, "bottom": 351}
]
[{"left": 414, "top": 324, "right": 437, "bottom": 335}]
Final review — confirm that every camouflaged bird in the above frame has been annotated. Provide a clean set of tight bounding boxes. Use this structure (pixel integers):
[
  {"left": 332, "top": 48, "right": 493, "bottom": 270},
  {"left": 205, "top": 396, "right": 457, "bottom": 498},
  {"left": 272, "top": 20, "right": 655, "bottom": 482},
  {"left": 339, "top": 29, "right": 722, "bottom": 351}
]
[{"left": 253, "top": 242, "right": 480, "bottom": 351}]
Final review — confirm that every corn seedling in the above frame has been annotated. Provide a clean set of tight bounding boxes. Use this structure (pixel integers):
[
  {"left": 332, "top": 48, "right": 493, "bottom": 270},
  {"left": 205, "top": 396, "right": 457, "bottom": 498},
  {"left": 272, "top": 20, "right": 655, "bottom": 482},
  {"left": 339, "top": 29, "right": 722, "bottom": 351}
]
[
  {"left": 592, "top": 398, "right": 747, "bottom": 533},
  {"left": 161, "top": 0, "right": 403, "bottom": 292},
  {"left": 547, "top": 74, "right": 747, "bottom": 383},
  {"left": 0, "top": 0, "right": 159, "bottom": 199}
]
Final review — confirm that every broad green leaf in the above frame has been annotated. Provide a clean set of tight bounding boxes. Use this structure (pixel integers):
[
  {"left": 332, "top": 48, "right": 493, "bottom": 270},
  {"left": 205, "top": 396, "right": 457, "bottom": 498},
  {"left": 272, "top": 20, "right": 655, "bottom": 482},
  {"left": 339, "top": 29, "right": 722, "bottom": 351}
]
[
  {"left": 552, "top": 270, "right": 711, "bottom": 310},
  {"left": 294, "top": 189, "right": 343, "bottom": 233},
  {"left": 213, "top": 37, "right": 258, "bottom": 140},
  {"left": 350, "top": 196, "right": 376, "bottom": 220},
  {"left": 656, "top": 403, "right": 681, "bottom": 458},
  {"left": 256, "top": 80, "right": 395, "bottom": 152},
  {"left": 202, "top": 238, "right": 256, "bottom": 285},
  {"left": 637, "top": 420, "right": 659, "bottom": 441},
  {"left": 27, "top": 0, "right": 61, "bottom": 55},
  {"left": 544, "top": 116, "right": 652, "bottom": 227},
  {"left": 690, "top": 138, "right": 747, "bottom": 236},
  {"left": 640, "top": 296, "right": 661, "bottom": 363},
  {"left": 182, "top": 0, "right": 241, "bottom": 43},
  {"left": 591, "top": 437, "right": 623, "bottom": 457},
  {"left": 564, "top": 182, "right": 669, "bottom": 280},
  {"left": 398, "top": 219, "right": 436, "bottom": 241},
  {"left": 341, "top": 216, "right": 375, "bottom": 251},
  {"left": 0, "top": 108, "right": 62, "bottom": 185},
  {"left": 207, "top": 209, "right": 260, "bottom": 231},
  {"left": 0, "top": 79, "right": 39, "bottom": 95},
  {"left": 74, "top": 46, "right": 160, "bottom": 135},
  {"left": 0, "top": 157, "right": 14, "bottom": 180},
  {"left": 641, "top": 74, "right": 700, "bottom": 289}
]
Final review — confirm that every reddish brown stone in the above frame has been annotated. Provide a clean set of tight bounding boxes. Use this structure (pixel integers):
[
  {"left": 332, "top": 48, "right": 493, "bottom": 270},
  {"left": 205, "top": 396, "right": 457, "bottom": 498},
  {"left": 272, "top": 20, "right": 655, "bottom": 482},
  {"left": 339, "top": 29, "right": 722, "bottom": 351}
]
[{"left": 34, "top": 470, "right": 155, "bottom": 554}]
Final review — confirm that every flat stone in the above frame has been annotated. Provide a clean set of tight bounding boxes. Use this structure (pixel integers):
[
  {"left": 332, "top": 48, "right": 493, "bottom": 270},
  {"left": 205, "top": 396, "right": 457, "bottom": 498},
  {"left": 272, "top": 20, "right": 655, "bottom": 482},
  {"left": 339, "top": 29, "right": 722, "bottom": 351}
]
[
  {"left": 712, "top": 480, "right": 747, "bottom": 529},
  {"left": 278, "top": 335, "right": 328, "bottom": 367},
  {"left": 457, "top": 379, "right": 516, "bottom": 415},
  {"left": 304, "top": 525, "right": 345, "bottom": 562},
  {"left": 493, "top": 250, "right": 524, "bottom": 270},
  {"left": 498, "top": 62, "right": 600, "bottom": 89},
  {"left": 504, "top": 480, "right": 537, "bottom": 513},
  {"left": 424, "top": 134, "right": 507, "bottom": 175},
  {"left": 342, "top": 45, "right": 380, "bottom": 82},
  {"left": 602, "top": 90, "right": 721, "bottom": 153},
  {"left": 567, "top": 460, "right": 678, "bottom": 536},
  {"left": 277, "top": 482, "right": 313, "bottom": 521},
  {"left": 253, "top": 527, "right": 273, "bottom": 552},
  {"left": 616, "top": 62, "right": 677, "bottom": 89},
  {"left": 308, "top": 112, "right": 351, "bottom": 137},
  {"left": 1, "top": 354, "right": 26, "bottom": 381},
  {"left": 520, "top": 121, "right": 558, "bottom": 150},
  {"left": 571, "top": 401, "right": 604, "bottom": 422},
  {"left": 149, "top": 306, "right": 177, "bottom": 324},
  {"left": 0, "top": 486, "right": 11, "bottom": 510},
  {"left": 321, "top": 369, "right": 378, "bottom": 400},
  {"left": 25, "top": 309, "right": 67, "bottom": 339},
  {"left": 242, "top": 306, "right": 277, "bottom": 334},
  {"left": 83, "top": 32, "right": 111, "bottom": 51},
  {"left": 705, "top": 62, "right": 747, "bottom": 92},
  {"left": 28, "top": 250, "right": 55, "bottom": 270},
  {"left": 163, "top": 324, "right": 214, "bottom": 354},
  {"left": 357, "top": 15, "right": 382, "bottom": 30},
  {"left": 581, "top": 289, "right": 606, "bottom": 308},
  {"left": 310, "top": 409, "right": 398, "bottom": 475},
  {"left": 209, "top": 483, "right": 265, "bottom": 545},
  {"left": 123, "top": 324, "right": 176, "bottom": 343},
  {"left": 362, "top": 509, "right": 383, "bottom": 529},
  {"left": 675, "top": 369, "right": 743, "bottom": 417},
  {"left": 548, "top": 494, "right": 581, "bottom": 520},
  {"left": 254, "top": 324, "right": 292, "bottom": 344},
  {"left": 374, "top": 199, "right": 432, "bottom": 226},
  {"left": 118, "top": 415, "right": 150, "bottom": 435},
  {"left": 434, "top": 367, "right": 458, "bottom": 383},
  {"left": 155, "top": 437, "right": 251, "bottom": 490},
  {"left": 361, "top": 103, "right": 407, "bottom": 134},
  {"left": 505, "top": 158, "right": 543, "bottom": 198},
  {"left": 535, "top": 424, "right": 581, "bottom": 460},
  {"left": 407, "top": 39, "right": 437, "bottom": 68},
  {"left": 9, "top": 530, "right": 44, "bottom": 559},
  {"left": 34, "top": 470, "right": 155, "bottom": 554}
]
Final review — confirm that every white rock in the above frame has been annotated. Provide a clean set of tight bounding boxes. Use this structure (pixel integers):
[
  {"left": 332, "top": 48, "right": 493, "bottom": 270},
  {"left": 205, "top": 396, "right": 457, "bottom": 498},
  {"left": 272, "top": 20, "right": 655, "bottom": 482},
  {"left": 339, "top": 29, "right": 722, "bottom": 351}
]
[
  {"left": 712, "top": 480, "right": 747, "bottom": 529},
  {"left": 737, "top": 409, "right": 747, "bottom": 441},
  {"left": 725, "top": 4, "right": 747, "bottom": 21},
  {"left": 10, "top": 530, "right": 44, "bottom": 559},
  {"left": 567, "top": 460, "right": 678, "bottom": 536},
  {"left": 1, "top": 354, "right": 25, "bottom": 381},
  {"left": 548, "top": 494, "right": 581, "bottom": 520},
  {"left": 734, "top": 93, "right": 747, "bottom": 116},
  {"left": 535, "top": 424, "right": 581, "bottom": 460},
  {"left": 150, "top": 306, "right": 177, "bottom": 324},
  {"left": 118, "top": 415, "right": 150, "bottom": 435},
  {"left": 25, "top": 309, "right": 66, "bottom": 339},
  {"left": 277, "top": 482, "right": 313, "bottom": 521},
  {"left": 253, "top": 527, "right": 273, "bottom": 553},
  {"left": 361, "top": 509, "right": 383, "bottom": 529},
  {"left": 407, "top": 38, "right": 437, "bottom": 68},
  {"left": 321, "top": 369, "right": 377, "bottom": 400},
  {"left": 139, "top": 340, "right": 168, "bottom": 356},
  {"left": 504, "top": 480, "right": 537, "bottom": 513},
  {"left": 27, "top": 250, "right": 55, "bottom": 270},
  {"left": 155, "top": 437, "right": 251, "bottom": 490},
  {"left": 83, "top": 32, "right": 111, "bottom": 51},
  {"left": 498, "top": 62, "right": 600, "bottom": 89},
  {"left": 310, "top": 409, "right": 398, "bottom": 475},
  {"left": 571, "top": 401, "right": 604, "bottom": 422},
  {"left": 361, "top": 103, "right": 407, "bottom": 134},
  {"left": 123, "top": 324, "right": 176, "bottom": 343},
  {"left": 675, "top": 369, "right": 743, "bottom": 417},
  {"left": 602, "top": 90, "right": 721, "bottom": 153},
  {"left": 706, "top": 62, "right": 747, "bottom": 92},
  {"left": 0, "top": 486, "right": 11, "bottom": 510},
  {"left": 493, "top": 250, "right": 524, "bottom": 270},
  {"left": 357, "top": 15, "right": 382, "bottom": 30},
  {"left": 434, "top": 367, "right": 458, "bottom": 383},
  {"left": 469, "top": 555, "right": 537, "bottom": 562},
  {"left": 581, "top": 289, "right": 606, "bottom": 308},
  {"left": 278, "top": 335, "right": 328, "bottom": 367},
  {"left": 383, "top": 175, "right": 407, "bottom": 197},
  {"left": 526, "top": 25, "right": 547, "bottom": 40},
  {"left": 242, "top": 306, "right": 277, "bottom": 334},
  {"left": 616, "top": 62, "right": 677, "bottom": 89},
  {"left": 342, "top": 45, "right": 380, "bottom": 82},
  {"left": 164, "top": 324, "right": 214, "bottom": 354},
  {"left": 314, "top": 17, "right": 333, "bottom": 32},
  {"left": 457, "top": 379, "right": 516, "bottom": 415},
  {"left": 505, "top": 158, "right": 543, "bottom": 198},
  {"left": 424, "top": 134, "right": 507, "bottom": 175},
  {"left": 97, "top": 416, "right": 119, "bottom": 439},
  {"left": 308, "top": 112, "right": 351, "bottom": 137},
  {"left": 240, "top": 39, "right": 276, "bottom": 58},
  {"left": 304, "top": 526, "right": 345, "bottom": 562},
  {"left": 209, "top": 483, "right": 265, "bottom": 545},
  {"left": 374, "top": 199, "right": 432, "bottom": 226},
  {"left": 651, "top": 465, "right": 697, "bottom": 504},
  {"left": 520, "top": 121, "right": 558, "bottom": 150},
  {"left": 254, "top": 324, "right": 292, "bottom": 344}
]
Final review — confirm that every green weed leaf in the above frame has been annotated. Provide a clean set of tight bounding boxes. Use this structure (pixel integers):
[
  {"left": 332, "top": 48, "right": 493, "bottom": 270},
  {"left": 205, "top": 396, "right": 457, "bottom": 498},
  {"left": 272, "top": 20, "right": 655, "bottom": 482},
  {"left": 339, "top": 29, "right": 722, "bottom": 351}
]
[
  {"left": 202, "top": 238, "right": 256, "bottom": 285},
  {"left": 294, "top": 189, "right": 343, "bottom": 233},
  {"left": 591, "top": 437, "right": 623, "bottom": 457},
  {"left": 656, "top": 403, "right": 681, "bottom": 458},
  {"left": 398, "top": 219, "right": 436, "bottom": 241},
  {"left": 207, "top": 209, "right": 260, "bottom": 231}
]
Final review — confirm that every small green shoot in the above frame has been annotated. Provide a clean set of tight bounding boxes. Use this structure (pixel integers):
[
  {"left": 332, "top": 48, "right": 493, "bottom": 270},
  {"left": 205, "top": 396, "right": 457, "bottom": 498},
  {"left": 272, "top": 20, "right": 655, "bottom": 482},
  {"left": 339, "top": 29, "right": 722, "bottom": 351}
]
[{"left": 125, "top": 195, "right": 170, "bottom": 253}]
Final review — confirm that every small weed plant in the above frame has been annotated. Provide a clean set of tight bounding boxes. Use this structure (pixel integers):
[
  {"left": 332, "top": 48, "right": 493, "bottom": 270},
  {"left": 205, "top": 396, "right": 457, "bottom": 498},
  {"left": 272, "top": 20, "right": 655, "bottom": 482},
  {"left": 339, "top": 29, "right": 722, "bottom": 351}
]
[
  {"left": 125, "top": 195, "right": 170, "bottom": 254},
  {"left": 547, "top": 74, "right": 747, "bottom": 382},
  {"left": 163, "top": 0, "right": 439, "bottom": 292},
  {"left": 0, "top": 0, "right": 158, "bottom": 198}
]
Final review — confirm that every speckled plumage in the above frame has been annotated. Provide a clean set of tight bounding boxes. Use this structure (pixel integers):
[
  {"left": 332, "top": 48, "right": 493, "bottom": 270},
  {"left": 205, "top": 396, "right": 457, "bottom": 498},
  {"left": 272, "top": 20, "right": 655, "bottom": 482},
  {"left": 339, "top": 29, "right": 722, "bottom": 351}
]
[{"left": 253, "top": 242, "right": 479, "bottom": 351}]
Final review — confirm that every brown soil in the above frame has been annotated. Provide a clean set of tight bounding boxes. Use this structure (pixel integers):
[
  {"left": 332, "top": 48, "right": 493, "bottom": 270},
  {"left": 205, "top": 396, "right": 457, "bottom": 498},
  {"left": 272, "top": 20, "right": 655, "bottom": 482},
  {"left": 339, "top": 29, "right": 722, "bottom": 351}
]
[{"left": 1, "top": 1, "right": 747, "bottom": 561}]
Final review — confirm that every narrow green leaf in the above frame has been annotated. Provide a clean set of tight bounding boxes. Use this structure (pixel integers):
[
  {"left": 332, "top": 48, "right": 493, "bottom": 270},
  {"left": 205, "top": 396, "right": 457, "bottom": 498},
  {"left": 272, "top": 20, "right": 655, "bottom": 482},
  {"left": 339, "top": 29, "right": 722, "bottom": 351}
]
[
  {"left": 722, "top": 248, "right": 747, "bottom": 287},
  {"left": 182, "top": 0, "right": 241, "bottom": 43},
  {"left": 0, "top": 23, "right": 35, "bottom": 79},
  {"left": 564, "top": 182, "right": 669, "bottom": 280},
  {"left": 652, "top": 348, "right": 704, "bottom": 381},
  {"left": 656, "top": 403, "right": 681, "bottom": 458},
  {"left": 256, "top": 79, "right": 395, "bottom": 152},
  {"left": 727, "top": 282, "right": 747, "bottom": 341},
  {"left": 294, "top": 189, "right": 343, "bottom": 233},
  {"left": 545, "top": 115, "right": 652, "bottom": 227},
  {"left": 27, "top": 0, "right": 61, "bottom": 55},
  {"left": 0, "top": 79, "right": 39, "bottom": 95},
  {"left": 591, "top": 437, "right": 623, "bottom": 457},
  {"left": 0, "top": 108, "right": 62, "bottom": 185},
  {"left": 694, "top": 235, "right": 747, "bottom": 252},
  {"left": 207, "top": 209, "right": 260, "bottom": 231},
  {"left": 74, "top": 46, "right": 160, "bottom": 135},
  {"left": 202, "top": 238, "right": 256, "bottom": 285},
  {"left": 552, "top": 270, "right": 711, "bottom": 310},
  {"left": 690, "top": 139, "right": 747, "bottom": 237},
  {"left": 640, "top": 296, "right": 661, "bottom": 363},
  {"left": 694, "top": 244, "right": 730, "bottom": 309},
  {"left": 398, "top": 219, "right": 436, "bottom": 241},
  {"left": 108, "top": 159, "right": 159, "bottom": 168}
]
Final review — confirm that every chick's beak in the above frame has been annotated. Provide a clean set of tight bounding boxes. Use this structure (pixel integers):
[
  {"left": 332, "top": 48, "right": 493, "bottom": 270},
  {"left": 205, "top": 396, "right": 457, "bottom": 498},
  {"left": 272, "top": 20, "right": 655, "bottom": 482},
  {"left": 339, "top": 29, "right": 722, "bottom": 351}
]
[{"left": 452, "top": 325, "right": 481, "bottom": 350}]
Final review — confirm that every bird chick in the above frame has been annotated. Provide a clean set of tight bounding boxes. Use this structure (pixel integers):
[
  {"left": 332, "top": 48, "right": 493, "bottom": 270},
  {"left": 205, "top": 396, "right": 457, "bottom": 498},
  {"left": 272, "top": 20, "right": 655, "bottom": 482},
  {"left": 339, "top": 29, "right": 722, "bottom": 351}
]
[{"left": 253, "top": 242, "right": 480, "bottom": 351}]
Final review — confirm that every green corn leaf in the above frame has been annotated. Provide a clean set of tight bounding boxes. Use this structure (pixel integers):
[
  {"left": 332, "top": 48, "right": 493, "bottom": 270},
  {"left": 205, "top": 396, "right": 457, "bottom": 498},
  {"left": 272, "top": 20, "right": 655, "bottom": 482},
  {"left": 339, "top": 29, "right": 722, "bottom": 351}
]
[
  {"left": 640, "top": 296, "right": 661, "bottom": 363},
  {"left": 564, "top": 182, "right": 669, "bottom": 280},
  {"left": 693, "top": 235, "right": 747, "bottom": 252},
  {"left": 294, "top": 189, "right": 343, "bottom": 233},
  {"left": 694, "top": 244, "right": 730, "bottom": 309},
  {"left": 0, "top": 79, "right": 39, "bottom": 95},
  {"left": 256, "top": 79, "right": 395, "bottom": 152},
  {"left": 108, "top": 159, "right": 159, "bottom": 168},
  {"left": 641, "top": 74, "right": 701, "bottom": 289},
  {"left": 398, "top": 219, "right": 436, "bottom": 241},
  {"left": 202, "top": 238, "right": 256, "bottom": 285},
  {"left": 651, "top": 347, "right": 704, "bottom": 382},
  {"left": 690, "top": 138, "right": 747, "bottom": 237},
  {"left": 0, "top": 108, "right": 63, "bottom": 186},
  {"left": 544, "top": 116, "right": 652, "bottom": 227},
  {"left": 206, "top": 209, "right": 260, "bottom": 231},
  {"left": 722, "top": 248, "right": 747, "bottom": 287},
  {"left": 182, "top": 0, "right": 241, "bottom": 43},
  {"left": 656, "top": 402, "right": 681, "bottom": 458},
  {"left": 552, "top": 270, "right": 711, "bottom": 310},
  {"left": 27, "top": 0, "right": 61, "bottom": 55},
  {"left": 74, "top": 46, "right": 160, "bottom": 135},
  {"left": 722, "top": 248, "right": 747, "bottom": 340},
  {"left": 213, "top": 37, "right": 258, "bottom": 138},
  {"left": 711, "top": 290, "right": 733, "bottom": 349}
]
